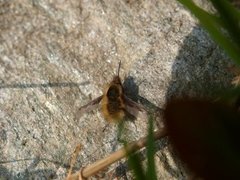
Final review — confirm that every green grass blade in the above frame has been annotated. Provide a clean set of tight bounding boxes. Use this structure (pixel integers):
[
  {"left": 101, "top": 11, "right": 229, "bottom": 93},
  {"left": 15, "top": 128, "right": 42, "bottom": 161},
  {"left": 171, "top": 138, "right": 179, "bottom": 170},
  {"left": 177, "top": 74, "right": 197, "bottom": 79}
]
[
  {"left": 146, "top": 115, "right": 157, "bottom": 180},
  {"left": 211, "top": 0, "right": 240, "bottom": 47},
  {"left": 117, "top": 120, "right": 126, "bottom": 144},
  {"left": 128, "top": 153, "right": 147, "bottom": 180},
  {"left": 178, "top": 0, "right": 240, "bottom": 65}
]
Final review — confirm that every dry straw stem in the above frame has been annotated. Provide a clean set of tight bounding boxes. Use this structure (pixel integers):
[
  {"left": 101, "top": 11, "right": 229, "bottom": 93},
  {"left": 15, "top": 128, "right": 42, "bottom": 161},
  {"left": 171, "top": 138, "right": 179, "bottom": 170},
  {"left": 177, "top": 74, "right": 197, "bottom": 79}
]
[
  {"left": 67, "top": 128, "right": 167, "bottom": 180},
  {"left": 67, "top": 144, "right": 82, "bottom": 179}
]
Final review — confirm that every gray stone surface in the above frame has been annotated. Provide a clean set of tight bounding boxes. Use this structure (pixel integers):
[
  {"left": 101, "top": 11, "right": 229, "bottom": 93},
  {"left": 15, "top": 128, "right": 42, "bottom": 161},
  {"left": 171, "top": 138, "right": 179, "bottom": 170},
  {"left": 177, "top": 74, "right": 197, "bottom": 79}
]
[{"left": 0, "top": 0, "right": 233, "bottom": 179}]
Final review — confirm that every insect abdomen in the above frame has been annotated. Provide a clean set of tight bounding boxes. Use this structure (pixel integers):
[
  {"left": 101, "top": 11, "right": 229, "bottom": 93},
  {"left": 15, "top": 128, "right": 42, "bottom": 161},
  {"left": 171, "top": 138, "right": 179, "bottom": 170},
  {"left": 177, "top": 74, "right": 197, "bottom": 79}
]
[{"left": 101, "top": 84, "right": 125, "bottom": 122}]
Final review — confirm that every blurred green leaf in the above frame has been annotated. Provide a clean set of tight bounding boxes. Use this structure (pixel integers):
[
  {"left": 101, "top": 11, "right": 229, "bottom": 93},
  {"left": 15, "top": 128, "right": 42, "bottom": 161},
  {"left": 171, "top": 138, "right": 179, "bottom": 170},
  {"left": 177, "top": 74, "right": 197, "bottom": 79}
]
[
  {"left": 178, "top": 0, "right": 240, "bottom": 65},
  {"left": 210, "top": 0, "right": 240, "bottom": 47}
]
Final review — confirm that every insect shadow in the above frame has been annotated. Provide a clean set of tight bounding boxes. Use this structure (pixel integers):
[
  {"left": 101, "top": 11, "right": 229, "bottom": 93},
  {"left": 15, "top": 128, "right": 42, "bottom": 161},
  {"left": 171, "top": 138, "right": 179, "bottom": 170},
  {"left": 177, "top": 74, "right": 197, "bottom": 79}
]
[{"left": 123, "top": 76, "right": 164, "bottom": 126}]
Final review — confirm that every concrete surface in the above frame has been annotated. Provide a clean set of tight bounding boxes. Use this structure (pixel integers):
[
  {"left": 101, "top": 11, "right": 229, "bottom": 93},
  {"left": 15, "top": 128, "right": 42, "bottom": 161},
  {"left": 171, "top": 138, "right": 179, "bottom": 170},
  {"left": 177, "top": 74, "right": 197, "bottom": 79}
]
[{"left": 0, "top": 0, "right": 234, "bottom": 179}]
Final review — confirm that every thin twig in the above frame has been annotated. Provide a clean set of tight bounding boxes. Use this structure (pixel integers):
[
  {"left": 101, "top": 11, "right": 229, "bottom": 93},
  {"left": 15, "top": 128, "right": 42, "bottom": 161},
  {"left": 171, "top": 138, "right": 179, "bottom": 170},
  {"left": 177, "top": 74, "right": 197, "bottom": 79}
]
[
  {"left": 67, "top": 144, "right": 82, "bottom": 179},
  {"left": 66, "top": 128, "right": 167, "bottom": 180}
]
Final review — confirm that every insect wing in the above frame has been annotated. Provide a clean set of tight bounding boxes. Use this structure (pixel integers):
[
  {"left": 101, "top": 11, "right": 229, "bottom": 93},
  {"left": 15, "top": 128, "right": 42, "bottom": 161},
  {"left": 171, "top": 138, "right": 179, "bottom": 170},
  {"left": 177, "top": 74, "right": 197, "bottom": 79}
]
[
  {"left": 75, "top": 95, "right": 103, "bottom": 120},
  {"left": 124, "top": 95, "right": 148, "bottom": 120}
]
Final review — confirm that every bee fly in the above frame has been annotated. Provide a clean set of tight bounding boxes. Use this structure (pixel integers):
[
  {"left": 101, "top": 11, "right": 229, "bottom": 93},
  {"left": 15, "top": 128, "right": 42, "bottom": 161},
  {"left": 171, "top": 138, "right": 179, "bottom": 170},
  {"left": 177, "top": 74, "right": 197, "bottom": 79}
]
[{"left": 76, "top": 61, "right": 147, "bottom": 122}]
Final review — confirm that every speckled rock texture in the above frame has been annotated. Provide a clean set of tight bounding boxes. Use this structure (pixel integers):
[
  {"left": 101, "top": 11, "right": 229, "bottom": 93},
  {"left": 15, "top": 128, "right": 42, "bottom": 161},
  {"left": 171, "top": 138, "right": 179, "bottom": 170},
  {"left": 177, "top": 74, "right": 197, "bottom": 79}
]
[{"left": 0, "top": 0, "right": 234, "bottom": 179}]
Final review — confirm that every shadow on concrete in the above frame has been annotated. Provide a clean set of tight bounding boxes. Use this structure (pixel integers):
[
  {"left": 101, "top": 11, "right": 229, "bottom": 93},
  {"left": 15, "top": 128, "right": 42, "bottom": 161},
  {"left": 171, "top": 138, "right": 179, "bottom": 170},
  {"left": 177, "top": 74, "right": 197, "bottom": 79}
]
[
  {"left": 0, "top": 81, "right": 89, "bottom": 89},
  {"left": 0, "top": 155, "right": 87, "bottom": 179},
  {"left": 0, "top": 164, "right": 57, "bottom": 180},
  {"left": 166, "top": 26, "right": 233, "bottom": 100},
  {"left": 164, "top": 25, "right": 234, "bottom": 177}
]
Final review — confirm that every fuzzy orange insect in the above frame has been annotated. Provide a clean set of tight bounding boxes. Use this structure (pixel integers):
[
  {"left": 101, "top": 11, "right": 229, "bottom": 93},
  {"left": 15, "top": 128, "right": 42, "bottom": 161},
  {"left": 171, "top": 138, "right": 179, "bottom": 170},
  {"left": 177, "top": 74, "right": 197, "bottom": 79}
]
[{"left": 76, "top": 61, "right": 147, "bottom": 122}]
